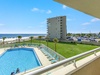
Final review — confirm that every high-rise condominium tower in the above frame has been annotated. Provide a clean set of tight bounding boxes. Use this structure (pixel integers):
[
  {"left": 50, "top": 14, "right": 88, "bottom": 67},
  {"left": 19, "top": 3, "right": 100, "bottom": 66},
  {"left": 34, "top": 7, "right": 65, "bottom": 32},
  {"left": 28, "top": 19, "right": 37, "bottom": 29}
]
[{"left": 47, "top": 16, "right": 67, "bottom": 40}]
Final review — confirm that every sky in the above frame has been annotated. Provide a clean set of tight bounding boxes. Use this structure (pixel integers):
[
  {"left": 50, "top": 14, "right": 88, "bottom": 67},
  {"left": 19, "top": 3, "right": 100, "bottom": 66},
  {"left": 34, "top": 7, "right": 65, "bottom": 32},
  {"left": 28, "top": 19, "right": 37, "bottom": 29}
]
[{"left": 0, "top": 0, "right": 100, "bottom": 34}]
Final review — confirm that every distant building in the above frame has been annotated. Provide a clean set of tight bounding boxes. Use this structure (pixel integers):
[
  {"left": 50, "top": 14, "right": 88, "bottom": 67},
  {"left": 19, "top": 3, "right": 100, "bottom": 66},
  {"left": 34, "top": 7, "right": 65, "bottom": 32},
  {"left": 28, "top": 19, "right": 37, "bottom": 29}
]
[{"left": 47, "top": 16, "right": 67, "bottom": 40}]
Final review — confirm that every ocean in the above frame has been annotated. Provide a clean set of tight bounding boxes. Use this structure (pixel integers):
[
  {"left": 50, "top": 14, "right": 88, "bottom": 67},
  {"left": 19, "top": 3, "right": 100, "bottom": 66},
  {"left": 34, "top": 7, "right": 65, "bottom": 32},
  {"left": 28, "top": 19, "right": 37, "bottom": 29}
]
[{"left": 0, "top": 34, "right": 46, "bottom": 39}]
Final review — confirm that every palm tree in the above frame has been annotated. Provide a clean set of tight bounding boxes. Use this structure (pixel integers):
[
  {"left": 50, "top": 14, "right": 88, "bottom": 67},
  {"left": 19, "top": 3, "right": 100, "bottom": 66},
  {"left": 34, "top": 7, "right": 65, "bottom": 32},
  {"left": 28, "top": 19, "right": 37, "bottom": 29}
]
[
  {"left": 53, "top": 38, "right": 59, "bottom": 52},
  {"left": 38, "top": 36, "right": 42, "bottom": 45},
  {"left": 45, "top": 36, "right": 49, "bottom": 47},
  {"left": 17, "top": 36, "right": 22, "bottom": 43},
  {"left": 2, "top": 37, "right": 6, "bottom": 44},
  {"left": 30, "top": 36, "right": 34, "bottom": 43}
]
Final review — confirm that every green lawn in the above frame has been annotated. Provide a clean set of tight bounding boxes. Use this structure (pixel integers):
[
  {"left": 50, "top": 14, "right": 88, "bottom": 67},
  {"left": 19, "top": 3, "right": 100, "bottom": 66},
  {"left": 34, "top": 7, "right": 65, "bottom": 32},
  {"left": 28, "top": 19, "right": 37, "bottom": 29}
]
[{"left": 24, "top": 40, "right": 98, "bottom": 58}]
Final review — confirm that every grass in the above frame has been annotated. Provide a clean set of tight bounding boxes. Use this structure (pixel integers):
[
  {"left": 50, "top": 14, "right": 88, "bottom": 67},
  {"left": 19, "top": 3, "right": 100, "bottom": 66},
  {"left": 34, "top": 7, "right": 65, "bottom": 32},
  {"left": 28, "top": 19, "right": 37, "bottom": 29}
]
[{"left": 24, "top": 39, "right": 98, "bottom": 58}]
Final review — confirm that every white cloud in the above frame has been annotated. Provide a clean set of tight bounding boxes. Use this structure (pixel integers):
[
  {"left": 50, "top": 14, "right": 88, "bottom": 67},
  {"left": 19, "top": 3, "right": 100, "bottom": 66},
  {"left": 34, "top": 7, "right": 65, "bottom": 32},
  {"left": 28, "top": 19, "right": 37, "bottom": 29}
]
[
  {"left": 46, "top": 10, "right": 52, "bottom": 14},
  {"left": 31, "top": 8, "right": 39, "bottom": 11},
  {"left": 82, "top": 22, "right": 90, "bottom": 26},
  {"left": 0, "top": 24, "right": 4, "bottom": 26},
  {"left": 82, "top": 18, "right": 100, "bottom": 26},
  {"left": 31, "top": 8, "right": 52, "bottom": 14},
  {"left": 91, "top": 18, "right": 100, "bottom": 22},
  {"left": 63, "top": 5, "right": 67, "bottom": 9}
]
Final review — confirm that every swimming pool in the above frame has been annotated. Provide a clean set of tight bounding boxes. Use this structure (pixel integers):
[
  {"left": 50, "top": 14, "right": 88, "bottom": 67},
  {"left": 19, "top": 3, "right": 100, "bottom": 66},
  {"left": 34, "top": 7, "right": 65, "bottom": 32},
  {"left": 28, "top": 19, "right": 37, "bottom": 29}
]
[{"left": 0, "top": 48, "right": 41, "bottom": 75}]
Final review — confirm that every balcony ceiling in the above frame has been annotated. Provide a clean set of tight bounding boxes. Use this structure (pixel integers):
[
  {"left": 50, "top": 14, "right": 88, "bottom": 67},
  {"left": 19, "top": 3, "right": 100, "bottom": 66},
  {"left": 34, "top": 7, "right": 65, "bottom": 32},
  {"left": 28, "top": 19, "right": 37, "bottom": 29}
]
[{"left": 54, "top": 0, "right": 100, "bottom": 19}]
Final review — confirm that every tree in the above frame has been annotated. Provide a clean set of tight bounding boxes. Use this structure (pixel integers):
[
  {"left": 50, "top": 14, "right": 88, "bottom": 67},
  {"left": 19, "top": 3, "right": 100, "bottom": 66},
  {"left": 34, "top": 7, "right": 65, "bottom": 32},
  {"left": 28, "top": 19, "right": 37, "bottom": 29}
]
[
  {"left": 45, "top": 36, "right": 49, "bottom": 47},
  {"left": 67, "top": 33, "right": 72, "bottom": 36},
  {"left": 87, "top": 33, "right": 92, "bottom": 38},
  {"left": 76, "top": 33, "right": 81, "bottom": 37},
  {"left": 17, "top": 36, "right": 22, "bottom": 43},
  {"left": 2, "top": 37, "right": 6, "bottom": 44},
  {"left": 81, "top": 33, "right": 85, "bottom": 37},
  {"left": 98, "top": 32, "right": 100, "bottom": 35},
  {"left": 30, "top": 36, "right": 34, "bottom": 43},
  {"left": 38, "top": 36, "right": 42, "bottom": 45},
  {"left": 53, "top": 38, "right": 59, "bottom": 52}
]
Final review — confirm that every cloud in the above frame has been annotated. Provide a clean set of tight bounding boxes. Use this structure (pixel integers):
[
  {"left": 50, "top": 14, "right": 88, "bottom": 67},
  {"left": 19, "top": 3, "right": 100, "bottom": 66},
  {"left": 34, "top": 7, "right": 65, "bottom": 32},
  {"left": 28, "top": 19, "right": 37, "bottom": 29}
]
[
  {"left": 82, "top": 18, "right": 100, "bottom": 26},
  {"left": 0, "top": 24, "right": 4, "bottom": 26},
  {"left": 82, "top": 22, "right": 90, "bottom": 26},
  {"left": 91, "top": 18, "right": 100, "bottom": 22},
  {"left": 46, "top": 10, "right": 52, "bottom": 14},
  {"left": 31, "top": 8, "right": 52, "bottom": 14},
  {"left": 31, "top": 8, "right": 39, "bottom": 11},
  {"left": 62, "top": 5, "right": 67, "bottom": 9}
]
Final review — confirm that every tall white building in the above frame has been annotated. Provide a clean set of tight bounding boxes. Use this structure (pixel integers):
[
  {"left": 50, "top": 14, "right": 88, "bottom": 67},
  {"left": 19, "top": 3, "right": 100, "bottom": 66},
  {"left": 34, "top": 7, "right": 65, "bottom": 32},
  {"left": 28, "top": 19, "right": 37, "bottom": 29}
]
[{"left": 47, "top": 16, "right": 67, "bottom": 40}]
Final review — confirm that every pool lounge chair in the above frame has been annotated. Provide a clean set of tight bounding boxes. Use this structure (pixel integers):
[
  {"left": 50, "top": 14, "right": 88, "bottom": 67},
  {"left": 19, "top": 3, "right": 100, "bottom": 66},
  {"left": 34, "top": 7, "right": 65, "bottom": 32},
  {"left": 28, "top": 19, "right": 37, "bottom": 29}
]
[
  {"left": 51, "top": 56, "right": 59, "bottom": 64},
  {"left": 28, "top": 44, "right": 32, "bottom": 46},
  {"left": 48, "top": 54, "right": 57, "bottom": 61},
  {"left": 14, "top": 44, "right": 19, "bottom": 47},
  {"left": 41, "top": 49, "right": 49, "bottom": 56},
  {"left": 22, "top": 43, "right": 27, "bottom": 47}
]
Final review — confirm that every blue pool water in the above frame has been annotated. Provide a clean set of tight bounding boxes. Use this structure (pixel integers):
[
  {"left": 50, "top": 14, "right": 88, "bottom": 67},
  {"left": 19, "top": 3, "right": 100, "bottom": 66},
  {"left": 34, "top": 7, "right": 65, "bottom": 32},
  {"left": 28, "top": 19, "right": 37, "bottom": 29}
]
[{"left": 0, "top": 48, "right": 41, "bottom": 75}]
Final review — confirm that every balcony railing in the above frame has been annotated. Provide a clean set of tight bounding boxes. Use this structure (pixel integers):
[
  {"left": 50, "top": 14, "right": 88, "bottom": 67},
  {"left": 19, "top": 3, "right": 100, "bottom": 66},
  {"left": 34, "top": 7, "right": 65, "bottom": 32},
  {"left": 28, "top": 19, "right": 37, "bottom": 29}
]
[{"left": 24, "top": 47, "right": 100, "bottom": 75}]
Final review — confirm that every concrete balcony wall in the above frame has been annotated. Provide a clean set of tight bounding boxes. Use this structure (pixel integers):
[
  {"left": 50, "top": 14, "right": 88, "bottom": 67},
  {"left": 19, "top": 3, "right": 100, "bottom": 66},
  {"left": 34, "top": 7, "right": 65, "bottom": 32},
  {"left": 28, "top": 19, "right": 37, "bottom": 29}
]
[
  {"left": 71, "top": 57, "right": 100, "bottom": 75},
  {"left": 48, "top": 51, "right": 100, "bottom": 75}
]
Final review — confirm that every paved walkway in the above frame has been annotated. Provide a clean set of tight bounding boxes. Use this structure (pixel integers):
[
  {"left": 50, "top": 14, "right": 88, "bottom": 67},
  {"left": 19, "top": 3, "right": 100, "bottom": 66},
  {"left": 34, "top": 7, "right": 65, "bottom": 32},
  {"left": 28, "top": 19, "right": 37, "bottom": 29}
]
[
  {"left": 0, "top": 47, "right": 10, "bottom": 55},
  {"left": 33, "top": 47, "right": 51, "bottom": 66}
]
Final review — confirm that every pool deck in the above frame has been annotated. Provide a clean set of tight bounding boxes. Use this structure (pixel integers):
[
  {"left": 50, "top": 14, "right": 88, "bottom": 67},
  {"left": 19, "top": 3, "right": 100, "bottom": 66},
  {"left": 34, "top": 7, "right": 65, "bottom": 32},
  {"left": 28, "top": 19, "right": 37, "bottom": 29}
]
[
  {"left": 0, "top": 47, "right": 10, "bottom": 55},
  {"left": 33, "top": 47, "right": 51, "bottom": 66}
]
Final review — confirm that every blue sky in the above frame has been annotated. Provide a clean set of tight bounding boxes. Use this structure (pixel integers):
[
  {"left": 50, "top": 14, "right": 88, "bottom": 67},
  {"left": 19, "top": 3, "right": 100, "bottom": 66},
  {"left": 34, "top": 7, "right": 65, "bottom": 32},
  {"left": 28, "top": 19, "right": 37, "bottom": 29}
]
[{"left": 0, "top": 0, "right": 100, "bottom": 34}]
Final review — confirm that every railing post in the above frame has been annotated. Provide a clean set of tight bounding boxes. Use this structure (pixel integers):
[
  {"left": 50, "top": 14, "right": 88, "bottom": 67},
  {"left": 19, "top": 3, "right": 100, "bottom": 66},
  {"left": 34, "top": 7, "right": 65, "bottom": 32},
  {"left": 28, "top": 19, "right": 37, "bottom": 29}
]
[
  {"left": 73, "top": 60, "right": 77, "bottom": 68},
  {"left": 94, "top": 51, "right": 97, "bottom": 56}
]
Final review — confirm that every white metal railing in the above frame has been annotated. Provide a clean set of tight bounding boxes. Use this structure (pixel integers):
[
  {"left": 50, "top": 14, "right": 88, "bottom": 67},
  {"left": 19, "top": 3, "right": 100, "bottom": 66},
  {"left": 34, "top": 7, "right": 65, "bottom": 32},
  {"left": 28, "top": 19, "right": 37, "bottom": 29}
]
[{"left": 25, "top": 47, "right": 100, "bottom": 75}]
